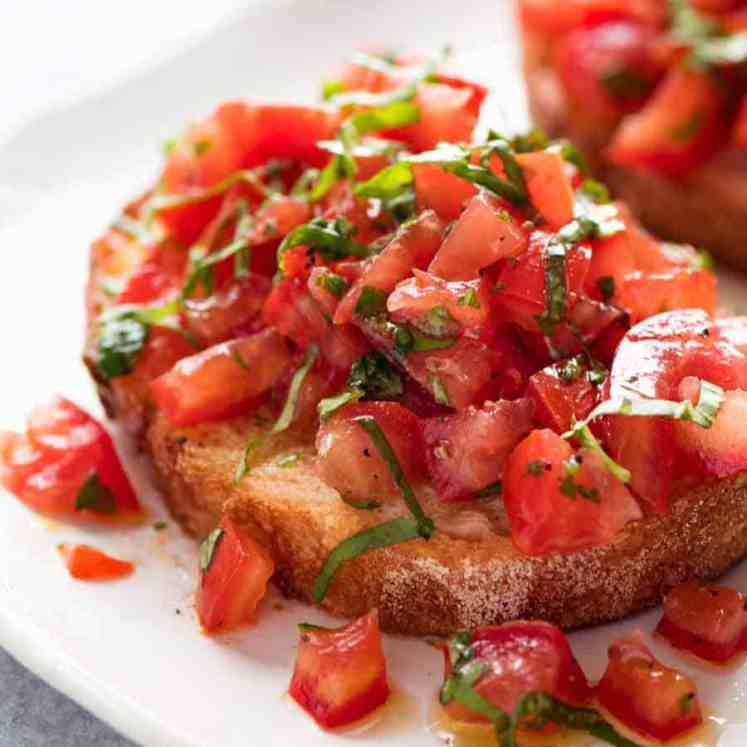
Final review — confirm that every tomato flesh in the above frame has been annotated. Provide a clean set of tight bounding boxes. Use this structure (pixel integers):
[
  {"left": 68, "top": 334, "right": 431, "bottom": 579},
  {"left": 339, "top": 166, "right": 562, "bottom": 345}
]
[
  {"left": 414, "top": 164, "right": 477, "bottom": 221},
  {"left": 0, "top": 397, "right": 140, "bottom": 520},
  {"left": 656, "top": 582, "right": 747, "bottom": 663},
  {"left": 315, "top": 401, "right": 424, "bottom": 503},
  {"left": 597, "top": 632, "right": 703, "bottom": 741},
  {"left": 516, "top": 151, "right": 575, "bottom": 228},
  {"left": 196, "top": 516, "right": 274, "bottom": 633},
  {"left": 150, "top": 329, "right": 291, "bottom": 427},
  {"left": 290, "top": 610, "right": 389, "bottom": 729},
  {"left": 58, "top": 544, "right": 134, "bottom": 581},
  {"left": 503, "top": 429, "right": 642, "bottom": 554},
  {"left": 422, "top": 399, "right": 534, "bottom": 501},
  {"left": 442, "top": 621, "right": 592, "bottom": 725}
]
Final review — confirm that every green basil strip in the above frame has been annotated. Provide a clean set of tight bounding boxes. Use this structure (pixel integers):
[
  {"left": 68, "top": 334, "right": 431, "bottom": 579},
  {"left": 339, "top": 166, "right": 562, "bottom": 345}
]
[
  {"left": 110, "top": 214, "right": 154, "bottom": 244},
  {"left": 145, "top": 169, "right": 269, "bottom": 216},
  {"left": 234, "top": 344, "right": 318, "bottom": 482},
  {"left": 75, "top": 473, "right": 116, "bottom": 514},
  {"left": 353, "top": 414, "right": 430, "bottom": 525},
  {"left": 353, "top": 161, "right": 415, "bottom": 200},
  {"left": 480, "top": 137, "right": 528, "bottom": 202},
  {"left": 500, "top": 692, "right": 642, "bottom": 747},
  {"left": 570, "top": 423, "right": 631, "bottom": 484},
  {"left": 318, "top": 387, "right": 364, "bottom": 421},
  {"left": 536, "top": 239, "right": 567, "bottom": 336},
  {"left": 199, "top": 528, "right": 224, "bottom": 572},
  {"left": 439, "top": 660, "right": 511, "bottom": 731},
  {"left": 276, "top": 217, "right": 369, "bottom": 277},
  {"left": 313, "top": 516, "right": 430, "bottom": 603}
]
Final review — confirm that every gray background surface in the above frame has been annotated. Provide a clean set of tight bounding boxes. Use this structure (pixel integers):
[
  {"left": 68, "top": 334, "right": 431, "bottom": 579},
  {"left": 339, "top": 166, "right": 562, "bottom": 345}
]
[{"left": 0, "top": 648, "right": 134, "bottom": 747}]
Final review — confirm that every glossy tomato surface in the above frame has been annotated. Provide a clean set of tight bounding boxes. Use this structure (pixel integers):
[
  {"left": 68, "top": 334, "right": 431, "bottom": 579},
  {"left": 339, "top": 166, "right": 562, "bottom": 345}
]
[
  {"left": 58, "top": 544, "right": 134, "bottom": 581},
  {"left": 289, "top": 610, "right": 389, "bottom": 729}
]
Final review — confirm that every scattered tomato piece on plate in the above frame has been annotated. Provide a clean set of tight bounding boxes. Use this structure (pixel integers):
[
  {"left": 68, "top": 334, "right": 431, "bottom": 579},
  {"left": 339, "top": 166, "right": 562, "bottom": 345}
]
[
  {"left": 597, "top": 631, "right": 703, "bottom": 741},
  {"left": 58, "top": 543, "right": 134, "bottom": 581},
  {"left": 289, "top": 609, "right": 390, "bottom": 729},
  {"left": 196, "top": 516, "right": 274, "bottom": 633},
  {"left": 0, "top": 396, "right": 140, "bottom": 521},
  {"left": 656, "top": 582, "right": 747, "bottom": 663}
]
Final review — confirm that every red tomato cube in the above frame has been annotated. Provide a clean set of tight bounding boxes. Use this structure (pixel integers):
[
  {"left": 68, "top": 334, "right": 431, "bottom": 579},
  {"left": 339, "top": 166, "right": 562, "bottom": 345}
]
[
  {"left": 58, "top": 544, "right": 134, "bottom": 581},
  {"left": 516, "top": 151, "right": 575, "bottom": 228}
]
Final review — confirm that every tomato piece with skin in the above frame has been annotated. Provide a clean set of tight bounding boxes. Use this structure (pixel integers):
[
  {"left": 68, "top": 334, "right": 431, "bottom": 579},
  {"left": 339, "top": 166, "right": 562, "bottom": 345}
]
[
  {"left": 504, "top": 429, "right": 642, "bottom": 555},
  {"left": 129, "top": 327, "right": 196, "bottom": 384},
  {"left": 496, "top": 231, "right": 591, "bottom": 333},
  {"left": 413, "top": 164, "right": 477, "bottom": 221},
  {"left": 427, "top": 192, "right": 528, "bottom": 281},
  {"left": 516, "top": 151, "right": 575, "bottom": 228},
  {"left": 733, "top": 95, "right": 747, "bottom": 147},
  {"left": 320, "top": 183, "right": 396, "bottom": 247},
  {"left": 58, "top": 544, "right": 134, "bottom": 581},
  {"left": 0, "top": 397, "right": 140, "bottom": 519},
  {"left": 196, "top": 516, "right": 274, "bottom": 633},
  {"left": 150, "top": 329, "right": 291, "bottom": 427},
  {"left": 597, "top": 632, "right": 703, "bottom": 741},
  {"left": 335, "top": 210, "right": 445, "bottom": 324},
  {"left": 387, "top": 270, "right": 491, "bottom": 339},
  {"left": 656, "top": 582, "right": 747, "bottom": 663},
  {"left": 518, "top": 0, "right": 665, "bottom": 34},
  {"left": 183, "top": 273, "right": 270, "bottom": 345},
  {"left": 555, "top": 21, "right": 662, "bottom": 119},
  {"left": 263, "top": 278, "right": 329, "bottom": 348},
  {"left": 290, "top": 610, "right": 389, "bottom": 729},
  {"left": 315, "top": 401, "right": 424, "bottom": 503},
  {"left": 442, "top": 621, "right": 592, "bottom": 726},
  {"left": 606, "top": 68, "right": 726, "bottom": 177},
  {"left": 526, "top": 358, "right": 599, "bottom": 433},
  {"left": 422, "top": 399, "right": 534, "bottom": 501}
]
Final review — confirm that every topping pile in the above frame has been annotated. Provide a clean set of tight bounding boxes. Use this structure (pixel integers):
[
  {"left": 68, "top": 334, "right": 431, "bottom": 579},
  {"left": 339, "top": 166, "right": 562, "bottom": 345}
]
[{"left": 520, "top": 0, "right": 747, "bottom": 176}]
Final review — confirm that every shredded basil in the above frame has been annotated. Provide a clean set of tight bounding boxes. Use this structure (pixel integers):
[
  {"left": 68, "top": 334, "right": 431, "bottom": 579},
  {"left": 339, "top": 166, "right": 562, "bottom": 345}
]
[
  {"left": 429, "top": 374, "right": 451, "bottom": 406},
  {"left": 342, "top": 496, "right": 382, "bottom": 510},
  {"left": 418, "top": 305, "right": 460, "bottom": 338},
  {"left": 348, "top": 351, "right": 404, "bottom": 400},
  {"left": 475, "top": 481, "right": 503, "bottom": 497},
  {"left": 276, "top": 217, "right": 369, "bottom": 278},
  {"left": 199, "top": 528, "right": 224, "bottom": 572},
  {"left": 560, "top": 457, "right": 602, "bottom": 502},
  {"left": 597, "top": 275, "right": 615, "bottom": 302},
  {"left": 75, "top": 473, "right": 116, "bottom": 514},
  {"left": 96, "top": 313, "right": 149, "bottom": 379},
  {"left": 315, "top": 270, "right": 349, "bottom": 299},
  {"left": 457, "top": 288, "right": 480, "bottom": 309},
  {"left": 355, "top": 286, "right": 389, "bottom": 318},
  {"left": 321, "top": 79, "right": 344, "bottom": 101},
  {"left": 354, "top": 160, "right": 414, "bottom": 201},
  {"left": 313, "top": 516, "right": 431, "bottom": 603},
  {"left": 234, "top": 344, "right": 318, "bottom": 481},
  {"left": 318, "top": 388, "right": 364, "bottom": 421}
]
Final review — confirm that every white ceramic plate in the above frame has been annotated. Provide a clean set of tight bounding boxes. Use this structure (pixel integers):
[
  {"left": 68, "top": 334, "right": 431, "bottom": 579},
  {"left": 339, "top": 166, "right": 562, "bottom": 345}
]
[{"left": 2, "top": 2, "right": 747, "bottom": 745}]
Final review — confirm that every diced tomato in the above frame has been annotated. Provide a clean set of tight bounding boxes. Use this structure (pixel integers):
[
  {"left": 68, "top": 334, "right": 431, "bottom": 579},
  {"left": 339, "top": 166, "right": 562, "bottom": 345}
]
[
  {"left": 496, "top": 231, "right": 591, "bottom": 333},
  {"left": 58, "top": 543, "right": 134, "bottom": 581},
  {"left": 0, "top": 397, "right": 140, "bottom": 520},
  {"left": 315, "top": 401, "right": 424, "bottom": 503},
  {"left": 263, "top": 278, "right": 329, "bottom": 348},
  {"left": 603, "top": 310, "right": 747, "bottom": 510},
  {"left": 320, "top": 182, "right": 396, "bottom": 247},
  {"left": 724, "top": 8, "right": 747, "bottom": 33},
  {"left": 526, "top": 357, "right": 599, "bottom": 433},
  {"left": 290, "top": 610, "right": 389, "bottom": 729},
  {"left": 389, "top": 83, "right": 479, "bottom": 152},
  {"left": 150, "top": 329, "right": 291, "bottom": 427},
  {"left": 516, "top": 151, "right": 575, "bottom": 228},
  {"left": 428, "top": 193, "right": 528, "bottom": 281},
  {"left": 597, "top": 632, "right": 703, "bottom": 741},
  {"left": 422, "top": 399, "right": 534, "bottom": 501},
  {"left": 606, "top": 68, "right": 726, "bottom": 177},
  {"left": 554, "top": 21, "right": 662, "bottom": 119},
  {"left": 656, "top": 582, "right": 747, "bottom": 663},
  {"left": 387, "top": 271, "right": 491, "bottom": 339},
  {"left": 130, "top": 327, "right": 196, "bottom": 383},
  {"left": 413, "top": 164, "right": 477, "bottom": 221},
  {"left": 504, "top": 429, "right": 642, "bottom": 554},
  {"left": 117, "top": 239, "right": 187, "bottom": 305},
  {"left": 442, "top": 621, "right": 592, "bottom": 725},
  {"left": 518, "top": 0, "right": 665, "bottom": 34},
  {"left": 196, "top": 516, "right": 274, "bottom": 633},
  {"left": 183, "top": 274, "right": 270, "bottom": 345},
  {"left": 318, "top": 324, "right": 372, "bottom": 373},
  {"left": 335, "top": 210, "right": 445, "bottom": 324},
  {"left": 733, "top": 95, "right": 747, "bottom": 147}
]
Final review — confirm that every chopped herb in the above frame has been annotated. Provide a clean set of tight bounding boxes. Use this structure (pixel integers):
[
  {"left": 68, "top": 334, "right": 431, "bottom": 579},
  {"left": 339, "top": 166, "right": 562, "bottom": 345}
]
[
  {"left": 510, "top": 129, "right": 549, "bottom": 154},
  {"left": 569, "top": 423, "right": 632, "bottom": 484},
  {"left": 560, "top": 457, "right": 601, "bottom": 502},
  {"left": 536, "top": 239, "right": 568, "bottom": 336},
  {"left": 354, "top": 160, "right": 414, "bottom": 201},
  {"left": 600, "top": 68, "right": 652, "bottom": 99},
  {"left": 348, "top": 351, "right": 404, "bottom": 400},
  {"left": 555, "top": 141, "right": 591, "bottom": 176},
  {"left": 276, "top": 453, "right": 302, "bottom": 469},
  {"left": 679, "top": 692, "right": 696, "bottom": 715},
  {"left": 695, "top": 33, "right": 747, "bottom": 67},
  {"left": 96, "top": 312, "right": 149, "bottom": 379},
  {"left": 318, "top": 388, "right": 364, "bottom": 421},
  {"left": 316, "top": 270, "right": 349, "bottom": 298},
  {"left": 276, "top": 217, "right": 369, "bottom": 277},
  {"left": 417, "top": 305, "right": 460, "bottom": 338},
  {"left": 235, "top": 345, "right": 319, "bottom": 481},
  {"left": 153, "top": 520, "right": 168, "bottom": 531},
  {"left": 110, "top": 214, "right": 153, "bottom": 244},
  {"left": 313, "top": 516, "right": 432, "bottom": 603},
  {"left": 580, "top": 179, "right": 611, "bottom": 205},
  {"left": 231, "top": 348, "right": 250, "bottom": 371},
  {"left": 355, "top": 286, "right": 388, "bottom": 318},
  {"left": 671, "top": 111, "right": 704, "bottom": 144},
  {"left": 597, "top": 275, "right": 616, "bottom": 302},
  {"left": 75, "top": 473, "right": 116, "bottom": 514},
  {"left": 342, "top": 496, "right": 382, "bottom": 510},
  {"left": 321, "top": 79, "right": 344, "bottom": 101},
  {"left": 475, "top": 481, "right": 503, "bottom": 498},
  {"left": 193, "top": 139, "right": 212, "bottom": 156},
  {"left": 199, "top": 528, "right": 224, "bottom": 572},
  {"left": 161, "top": 137, "right": 178, "bottom": 156},
  {"left": 429, "top": 375, "right": 451, "bottom": 406},
  {"left": 290, "top": 168, "right": 321, "bottom": 199},
  {"left": 526, "top": 460, "right": 548, "bottom": 476},
  {"left": 457, "top": 288, "right": 480, "bottom": 309},
  {"left": 558, "top": 356, "right": 584, "bottom": 383}
]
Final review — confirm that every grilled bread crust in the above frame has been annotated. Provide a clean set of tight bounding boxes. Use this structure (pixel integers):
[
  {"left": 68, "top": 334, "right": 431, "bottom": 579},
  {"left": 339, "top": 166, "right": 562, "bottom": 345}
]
[
  {"left": 522, "top": 52, "right": 747, "bottom": 271},
  {"left": 84, "top": 203, "right": 747, "bottom": 637}
]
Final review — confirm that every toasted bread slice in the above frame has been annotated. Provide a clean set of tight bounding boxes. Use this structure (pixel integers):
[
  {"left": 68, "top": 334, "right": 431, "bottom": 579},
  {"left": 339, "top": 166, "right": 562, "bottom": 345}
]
[
  {"left": 84, "top": 230, "right": 747, "bottom": 636},
  {"left": 522, "top": 62, "right": 747, "bottom": 271}
]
